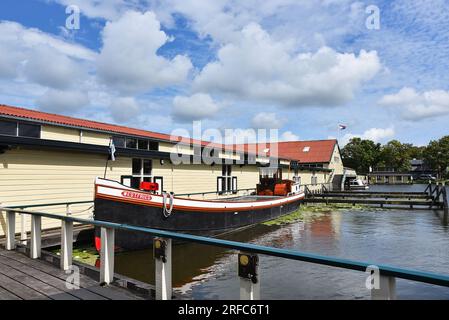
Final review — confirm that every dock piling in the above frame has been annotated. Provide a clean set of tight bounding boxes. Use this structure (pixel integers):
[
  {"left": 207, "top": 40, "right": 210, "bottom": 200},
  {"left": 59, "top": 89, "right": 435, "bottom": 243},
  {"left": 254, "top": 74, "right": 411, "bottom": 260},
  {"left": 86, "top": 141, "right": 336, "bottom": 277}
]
[
  {"left": 60, "top": 220, "right": 73, "bottom": 271},
  {"left": 30, "top": 215, "right": 41, "bottom": 259},
  {"left": 371, "top": 276, "right": 396, "bottom": 300},
  {"left": 154, "top": 237, "right": 172, "bottom": 300},
  {"left": 6, "top": 210, "right": 16, "bottom": 250},
  {"left": 100, "top": 227, "right": 115, "bottom": 284},
  {"left": 238, "top": 253, "right": 260, "bottom": 300}
]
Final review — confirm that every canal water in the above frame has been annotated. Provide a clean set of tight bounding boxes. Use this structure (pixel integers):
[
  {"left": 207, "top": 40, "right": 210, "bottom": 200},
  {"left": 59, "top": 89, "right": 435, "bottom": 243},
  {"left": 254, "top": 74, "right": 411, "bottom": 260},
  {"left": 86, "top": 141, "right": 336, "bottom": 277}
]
[{"left": 113, "top": 184, "right": 449, "bottom": 299}]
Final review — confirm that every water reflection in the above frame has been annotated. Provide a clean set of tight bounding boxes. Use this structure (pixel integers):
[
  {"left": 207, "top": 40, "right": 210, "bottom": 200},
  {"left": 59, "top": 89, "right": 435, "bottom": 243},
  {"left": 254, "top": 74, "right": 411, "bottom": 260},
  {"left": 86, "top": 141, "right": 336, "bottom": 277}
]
[{"left": 113, "top": 194, "right": 449, "bottom": 299}]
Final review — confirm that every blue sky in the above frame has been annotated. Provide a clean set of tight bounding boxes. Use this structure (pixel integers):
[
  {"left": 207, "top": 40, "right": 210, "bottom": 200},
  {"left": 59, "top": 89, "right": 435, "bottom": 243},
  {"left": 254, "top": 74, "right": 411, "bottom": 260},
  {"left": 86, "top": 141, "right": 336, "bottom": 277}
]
[{"left": 1, "top": 0, "right": 449, "bottom": 146}]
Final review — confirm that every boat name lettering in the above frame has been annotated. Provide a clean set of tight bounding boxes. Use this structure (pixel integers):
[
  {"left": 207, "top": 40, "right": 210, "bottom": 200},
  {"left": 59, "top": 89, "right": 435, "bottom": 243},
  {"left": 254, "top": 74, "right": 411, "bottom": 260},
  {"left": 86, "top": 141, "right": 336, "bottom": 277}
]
[{"left": 121, "top": 191, "right": 152, "bottom": 201}]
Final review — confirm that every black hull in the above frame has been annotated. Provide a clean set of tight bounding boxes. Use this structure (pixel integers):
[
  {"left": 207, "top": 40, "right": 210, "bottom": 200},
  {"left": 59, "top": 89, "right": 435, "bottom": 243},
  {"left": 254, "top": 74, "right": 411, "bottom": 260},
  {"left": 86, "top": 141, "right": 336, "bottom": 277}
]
[{"left": 94, "top": 198, "right": 302, "bottom": 250}]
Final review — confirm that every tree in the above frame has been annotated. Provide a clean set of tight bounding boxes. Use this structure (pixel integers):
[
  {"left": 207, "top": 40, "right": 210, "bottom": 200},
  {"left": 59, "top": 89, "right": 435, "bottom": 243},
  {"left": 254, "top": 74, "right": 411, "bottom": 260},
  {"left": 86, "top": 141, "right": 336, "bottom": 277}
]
[
  {"left": 379, "top": 140, "right": 413, "bottom": 171},
  {"left": 423, "top": 136, "right": 449, "bottom": 178},
  {"left": 341, "top": 138, "right": 381, "bottom": 173}
]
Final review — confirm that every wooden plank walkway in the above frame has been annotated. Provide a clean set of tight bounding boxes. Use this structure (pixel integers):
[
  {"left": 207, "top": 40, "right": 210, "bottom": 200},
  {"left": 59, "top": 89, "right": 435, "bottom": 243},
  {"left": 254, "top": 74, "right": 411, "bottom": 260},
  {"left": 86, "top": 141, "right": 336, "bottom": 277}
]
[{"left": 0, "top": 248, "right": 143, "bottom": 300}]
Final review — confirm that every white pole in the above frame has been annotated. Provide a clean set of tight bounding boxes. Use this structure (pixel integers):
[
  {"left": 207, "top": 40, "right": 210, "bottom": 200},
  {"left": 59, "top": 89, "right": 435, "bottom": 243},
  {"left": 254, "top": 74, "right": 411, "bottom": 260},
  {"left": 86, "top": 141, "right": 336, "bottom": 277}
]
[
  {"left": 30, "top": 215, "right": 41, "bottom": 259},
  {"left": 240, "top": 278, "right": 260, "bottom": 300},
  {"left": 100, "top": 227, "right": 115, "bottom": 284},
  {"left": 6, "top": 211, "right": 16, "bottom": 250},
  {"left": 20, "top": 211, "right": 27, "bottom": 245},
  {"left": 371, "top": 275, "right": 396, "bottom": 300},
  {"left": 155, "top": 238, "right": 172, "bottom": 300},
  {"left": 60, "top": 220, "right": 73, "bottom": 271}
]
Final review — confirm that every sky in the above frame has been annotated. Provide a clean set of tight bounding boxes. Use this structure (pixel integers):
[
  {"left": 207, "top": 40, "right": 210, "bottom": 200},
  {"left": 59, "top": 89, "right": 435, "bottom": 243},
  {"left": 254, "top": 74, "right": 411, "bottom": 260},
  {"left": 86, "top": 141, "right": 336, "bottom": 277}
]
[{"left": 1, "top": 0, "right": 449, "bottom": 146}]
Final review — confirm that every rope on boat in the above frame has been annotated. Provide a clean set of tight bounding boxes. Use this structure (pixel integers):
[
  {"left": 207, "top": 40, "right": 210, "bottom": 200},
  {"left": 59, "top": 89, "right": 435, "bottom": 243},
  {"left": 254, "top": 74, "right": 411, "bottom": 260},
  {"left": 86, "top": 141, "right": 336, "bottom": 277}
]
[{"left": 162, "top": 192, "right": 174, "bottom": 218}]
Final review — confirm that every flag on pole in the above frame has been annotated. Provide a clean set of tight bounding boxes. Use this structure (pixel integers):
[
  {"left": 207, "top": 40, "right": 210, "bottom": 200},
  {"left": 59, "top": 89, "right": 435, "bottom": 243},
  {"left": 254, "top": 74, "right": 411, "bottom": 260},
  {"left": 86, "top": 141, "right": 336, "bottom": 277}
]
[
  {"left": 338, "top": 124, "right": 347, "bottom": 130},
  {"left": 109, "top": 138, "right": 116, "bottom": 161}
]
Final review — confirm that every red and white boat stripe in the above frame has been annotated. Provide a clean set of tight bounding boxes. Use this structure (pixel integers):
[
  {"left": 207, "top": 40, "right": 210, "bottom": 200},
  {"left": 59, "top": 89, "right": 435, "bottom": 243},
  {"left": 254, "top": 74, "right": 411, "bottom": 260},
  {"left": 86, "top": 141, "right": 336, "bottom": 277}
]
[{"left": 95, "top": 178, "right": 305, "bottom": 212}]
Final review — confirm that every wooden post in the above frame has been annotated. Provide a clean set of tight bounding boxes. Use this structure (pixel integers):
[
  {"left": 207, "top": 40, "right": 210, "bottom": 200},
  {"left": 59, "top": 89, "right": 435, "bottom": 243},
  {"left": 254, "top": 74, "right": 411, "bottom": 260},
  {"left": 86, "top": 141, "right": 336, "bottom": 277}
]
[
  {"left": 30, "top": 215, "right": 41, "bottom": 259},
  {"left": 154, "top": 238, "right": 172, "bottom": 300},
  {"left": 60, "top": 220, "right": 73, "bottom": 271},
  {"left": 20, "top": 210, "right": 27, "bottom": 245},
  {"left": 100, "top": 227, "right": 115, "bottom": 284},
  {"left": 371, "top": 275, "right": 396, "bottom": 300},
  {"left": 6, "top": 210, "right": 16, "bottom": 250}
]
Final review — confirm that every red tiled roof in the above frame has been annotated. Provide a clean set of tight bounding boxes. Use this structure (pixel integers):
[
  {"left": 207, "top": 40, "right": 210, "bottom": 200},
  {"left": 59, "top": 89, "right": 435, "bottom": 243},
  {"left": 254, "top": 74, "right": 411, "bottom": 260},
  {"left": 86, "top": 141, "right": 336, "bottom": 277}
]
[
  {"left": 0, "top": 104, "right": 193, "bottom": 144},
  {"left": 0, "top": 104, "right": 337, "bottom": 163},
  {"left": 234, "top": 140, "right": 338, "bottom": 163}
]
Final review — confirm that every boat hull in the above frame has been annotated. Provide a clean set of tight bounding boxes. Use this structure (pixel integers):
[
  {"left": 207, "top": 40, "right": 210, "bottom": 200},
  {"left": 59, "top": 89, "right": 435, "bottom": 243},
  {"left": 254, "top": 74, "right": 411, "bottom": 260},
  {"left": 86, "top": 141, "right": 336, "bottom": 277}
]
[{"left": 94, "top": 179, "right": 304, "bottom": 250}]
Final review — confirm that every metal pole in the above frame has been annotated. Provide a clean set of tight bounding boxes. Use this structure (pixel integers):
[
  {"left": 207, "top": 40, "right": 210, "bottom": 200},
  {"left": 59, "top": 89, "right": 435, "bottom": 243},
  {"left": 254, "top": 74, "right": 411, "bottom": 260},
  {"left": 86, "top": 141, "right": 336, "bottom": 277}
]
[
  {"left": 20, "top": 210, "right": 27, "bottom": 245},
  {"left": 100, "top": 227, "right": 115, "bottom": 284}
]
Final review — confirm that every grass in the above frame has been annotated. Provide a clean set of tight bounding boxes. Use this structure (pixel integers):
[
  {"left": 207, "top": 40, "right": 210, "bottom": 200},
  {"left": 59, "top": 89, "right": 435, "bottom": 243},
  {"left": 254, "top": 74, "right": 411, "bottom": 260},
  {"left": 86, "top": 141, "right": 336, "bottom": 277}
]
[
  {"left": 261, "top": 203, "right": 374, "bottom": 226},
  {"left": 54, "top": 247, "right": 99, "bottom": 266}
]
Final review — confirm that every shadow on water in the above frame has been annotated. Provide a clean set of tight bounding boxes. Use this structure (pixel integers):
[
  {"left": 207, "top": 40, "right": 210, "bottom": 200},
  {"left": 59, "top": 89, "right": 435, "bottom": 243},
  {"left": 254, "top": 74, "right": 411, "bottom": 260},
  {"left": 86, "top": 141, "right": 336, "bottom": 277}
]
[{"left": 113, "top": 223, "right": 282, "bottom": 287}]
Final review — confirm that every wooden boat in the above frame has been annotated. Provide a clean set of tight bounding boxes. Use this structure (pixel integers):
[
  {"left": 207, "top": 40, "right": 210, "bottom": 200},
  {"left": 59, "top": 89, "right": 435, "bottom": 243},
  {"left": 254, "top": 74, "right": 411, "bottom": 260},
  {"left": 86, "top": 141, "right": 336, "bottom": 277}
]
[{"left": 94, "top": 177, "right": 305, "bottom": 250}]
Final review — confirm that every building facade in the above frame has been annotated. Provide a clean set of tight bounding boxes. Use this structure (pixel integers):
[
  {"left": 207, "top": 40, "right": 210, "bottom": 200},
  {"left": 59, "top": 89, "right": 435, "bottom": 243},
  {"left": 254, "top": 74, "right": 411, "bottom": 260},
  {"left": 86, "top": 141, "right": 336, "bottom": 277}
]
[{"left": 0, "top": 105, "right": 345, "bottom": 236}]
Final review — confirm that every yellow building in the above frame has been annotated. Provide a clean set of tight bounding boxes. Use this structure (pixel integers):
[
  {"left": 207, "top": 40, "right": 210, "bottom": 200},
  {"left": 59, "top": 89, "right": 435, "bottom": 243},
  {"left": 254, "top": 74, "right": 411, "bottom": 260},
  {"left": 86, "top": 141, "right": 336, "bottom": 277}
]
[{"left": 0, "top": 105, "right": 344, "bottom": 236}]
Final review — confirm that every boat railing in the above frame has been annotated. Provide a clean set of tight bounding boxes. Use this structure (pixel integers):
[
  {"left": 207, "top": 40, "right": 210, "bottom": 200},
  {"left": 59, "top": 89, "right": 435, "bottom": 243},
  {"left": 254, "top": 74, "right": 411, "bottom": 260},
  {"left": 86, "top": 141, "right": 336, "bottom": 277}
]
[
  {"left": 176, "top": 188, "right": 257, "bottom": 198},
  {"left": 3, "top": 206, "right": 449, "bottom": 300}
]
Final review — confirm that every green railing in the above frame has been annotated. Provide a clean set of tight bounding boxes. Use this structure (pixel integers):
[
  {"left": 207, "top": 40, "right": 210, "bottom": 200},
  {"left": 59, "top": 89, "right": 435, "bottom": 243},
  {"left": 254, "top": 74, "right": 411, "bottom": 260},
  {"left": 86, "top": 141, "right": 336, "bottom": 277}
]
[{"left": 2, "top": 206, "right": 449, "bottom": 300}]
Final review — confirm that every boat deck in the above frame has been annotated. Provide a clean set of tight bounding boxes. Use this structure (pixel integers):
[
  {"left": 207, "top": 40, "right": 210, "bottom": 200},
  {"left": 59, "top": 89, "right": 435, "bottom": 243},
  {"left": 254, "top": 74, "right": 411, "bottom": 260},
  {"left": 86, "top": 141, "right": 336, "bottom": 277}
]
[{"left": 0, "top": 248, "right": 143, "bottom": 300}]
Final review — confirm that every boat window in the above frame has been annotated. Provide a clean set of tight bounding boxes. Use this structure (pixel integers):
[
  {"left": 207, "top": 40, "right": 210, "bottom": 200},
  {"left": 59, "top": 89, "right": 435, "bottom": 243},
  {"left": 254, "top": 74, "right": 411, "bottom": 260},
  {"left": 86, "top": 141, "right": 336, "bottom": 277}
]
[
  {"left": 0, "top": 120, "right": 17, "bottom": 135},
  {"left": 18, "top": 123, "right": 40, "bottom": 138}
]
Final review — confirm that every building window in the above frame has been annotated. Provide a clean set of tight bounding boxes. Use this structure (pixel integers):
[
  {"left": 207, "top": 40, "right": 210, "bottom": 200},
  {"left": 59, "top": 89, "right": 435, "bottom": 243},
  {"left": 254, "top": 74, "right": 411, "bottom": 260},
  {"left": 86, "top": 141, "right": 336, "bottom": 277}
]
[
  {"left": 112, "top": 136, "right": 126, "bottom": 147},
  {"left": 334, "top": 156, "right": 339, "bottom": 163},
  {"left": 138, "top": 139, "right": 149, "bottom": 150},
  {"left": 18, "top": 123, "right": 40, "bottom": 138},
  {"left": 311, "top": 175, "right": 318, "bottom": 186},
  {"left": 0, "top": 120, "right": 17, "bottom": 135},
  {"left": 126, "top": 138, "right": 137, "bottom": 149},
  {"left": 218, "top": 164, "right": 236, "bottom": 194},
  {"left": 395, "top": 176, "right": 403, "bottom": 182},
  {"left": 131, "top": 158, "right": 152, "bottom": 188},
  {"left": 0, "top": 120, "right": 41, "bottom": 138},
  {"left": 113, "top": 136, "right": 159, "bottom": 151}
]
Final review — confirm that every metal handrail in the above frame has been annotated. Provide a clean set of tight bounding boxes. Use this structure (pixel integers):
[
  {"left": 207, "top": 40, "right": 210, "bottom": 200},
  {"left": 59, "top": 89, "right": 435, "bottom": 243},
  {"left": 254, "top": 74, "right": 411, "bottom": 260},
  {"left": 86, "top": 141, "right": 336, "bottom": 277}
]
[
  {"left": 176, "top": 188, "right": 256, "bottom": 197},
  {"left": 4, "top": 207, "right": 449, "bottom": 289},
  {"left": 5, "top": 200, "right": 93, "bottom": 209}
]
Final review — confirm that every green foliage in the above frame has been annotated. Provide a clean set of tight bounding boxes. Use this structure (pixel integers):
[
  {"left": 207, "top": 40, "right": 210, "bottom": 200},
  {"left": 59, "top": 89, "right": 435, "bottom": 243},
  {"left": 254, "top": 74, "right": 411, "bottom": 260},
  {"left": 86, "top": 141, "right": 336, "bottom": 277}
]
[
  {"left": 340, "top": 137, "right": 381, "bottom": 173},
  {"left": 423, "top": 136, "right": 449, "bottom": 178},
  {"left": 341, "top": 136, "right": 449, "bottom": 175}
]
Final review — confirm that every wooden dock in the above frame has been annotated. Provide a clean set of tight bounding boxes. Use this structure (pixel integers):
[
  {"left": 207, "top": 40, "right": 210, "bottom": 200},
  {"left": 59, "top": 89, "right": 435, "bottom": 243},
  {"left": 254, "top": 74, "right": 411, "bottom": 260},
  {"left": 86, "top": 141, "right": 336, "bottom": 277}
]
[
  {"left": 304, "top": 183, "right": 448, "bottom": 210},
  {"left": 0, "top": 248, "right": 143, "bottom": 300}
]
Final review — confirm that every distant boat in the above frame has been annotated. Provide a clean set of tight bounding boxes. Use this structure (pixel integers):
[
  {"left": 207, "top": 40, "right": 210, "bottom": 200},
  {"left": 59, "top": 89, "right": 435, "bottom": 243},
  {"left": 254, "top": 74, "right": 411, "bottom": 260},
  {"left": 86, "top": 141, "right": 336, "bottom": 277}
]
[
  {"left": 349, "top": 179, "right": 369, "bottom": 190},
  {"left": 94, "top": 177, "right": 305, "bottom": 250}
]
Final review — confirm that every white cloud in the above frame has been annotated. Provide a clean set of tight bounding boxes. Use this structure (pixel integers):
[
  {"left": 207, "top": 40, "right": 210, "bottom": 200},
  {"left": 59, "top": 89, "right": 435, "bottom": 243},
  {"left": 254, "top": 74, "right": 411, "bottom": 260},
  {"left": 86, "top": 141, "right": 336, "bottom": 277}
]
[
  {"left": 379, "top": 87, "right": 449, "bottom": 120},
  {"left": 54, "top": 0, "right": 140, "bottom": 21},
  {"left": 251, "top": 112, "right": 285, "bottom": 129},
  {"left": 0, "top": 21, "right": 95, "bottom": 82},
  {"left": 339, "top": 127, "right": 395, "bottom": 145},
  {"left": 194, "top": 23, "right": 381, "bottom": 107},
  {"left": 36, "top": 89, "right": 89, "bottom": 113},
  {"left": 280, "top": 131, "right": 299, "bottom": 141},
  {"left": 172, "top": 93, "right": 221, "bottom": 122},
  {"left": 109, "top": 97, "right": 140, "bottom": 123},
  {"left": 97, "top": 11, "right": 193, "bottom": 94},
  {"left": 24, "top": 45, "right": 84, "bottom": 89}
]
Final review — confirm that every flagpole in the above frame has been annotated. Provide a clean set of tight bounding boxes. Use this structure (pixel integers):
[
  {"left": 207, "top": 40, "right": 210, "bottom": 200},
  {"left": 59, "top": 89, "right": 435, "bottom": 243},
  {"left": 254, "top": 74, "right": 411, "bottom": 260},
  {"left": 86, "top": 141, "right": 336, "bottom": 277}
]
[{"left": 104, "top": 137, "right": 113, "bottom": 179}]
